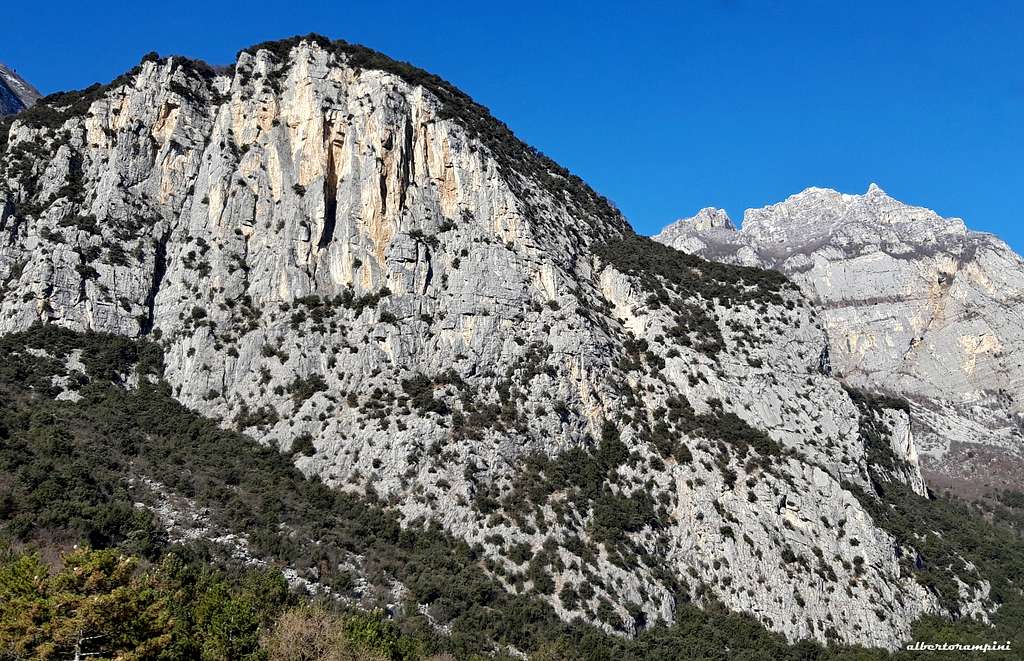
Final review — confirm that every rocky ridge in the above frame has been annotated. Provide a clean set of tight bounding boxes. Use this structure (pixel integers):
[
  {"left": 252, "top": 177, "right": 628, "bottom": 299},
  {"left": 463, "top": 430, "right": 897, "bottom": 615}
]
[
  {"left": 0, "top": 63, "right": 40, "bottom": 115},
  {"left": 655, "top": 185, "right": 1024, "bottom": 493},
  {"left": 0, "top": 37, "right": 994, "bottom": 649}
]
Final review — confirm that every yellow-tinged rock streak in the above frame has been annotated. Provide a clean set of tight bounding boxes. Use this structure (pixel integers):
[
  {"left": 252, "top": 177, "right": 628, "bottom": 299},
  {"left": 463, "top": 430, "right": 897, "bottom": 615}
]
[{"left": 959, "top": 334, "right": 1002, "bottom": 376}]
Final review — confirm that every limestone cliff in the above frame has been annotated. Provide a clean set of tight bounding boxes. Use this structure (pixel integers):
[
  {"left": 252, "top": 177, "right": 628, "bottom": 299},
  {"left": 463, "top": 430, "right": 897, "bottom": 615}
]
[
  {"left": 0, "top": 37, "right": 985, "bottom": 649},
  {"left": 656, "top": 185, "right": 1024, "bottom": 494}
]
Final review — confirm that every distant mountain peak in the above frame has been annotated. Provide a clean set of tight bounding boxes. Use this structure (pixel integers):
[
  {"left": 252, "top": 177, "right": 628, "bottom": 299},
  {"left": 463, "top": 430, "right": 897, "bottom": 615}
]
[
  {"left": 652, "top": 208, "right": 735, "bottom": 251},
  {"left": 736, "top": 183, "right": 969, "bottom": 239},
  {"left": 682, "top": 207, "right": 735, "bottom": 231},
  {"left": 0, "top": 62, "right": 41, "bottom": 116},
  {"left": 657, "top": 186, "right": 1024, "bottom": 498}
]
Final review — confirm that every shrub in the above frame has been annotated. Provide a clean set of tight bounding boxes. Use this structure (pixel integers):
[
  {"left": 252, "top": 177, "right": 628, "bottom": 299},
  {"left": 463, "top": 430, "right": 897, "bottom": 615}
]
[
  {"left": 291, "top": 432, "right": 316, "bottom": 457},
  {"left": 287, "top": 373, "right": 328, "bottom": 404}
]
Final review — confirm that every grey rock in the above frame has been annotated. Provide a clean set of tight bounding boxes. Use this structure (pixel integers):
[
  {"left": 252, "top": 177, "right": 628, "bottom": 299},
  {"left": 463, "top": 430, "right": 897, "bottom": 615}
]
[
  {"left": 0, "top": 62, "right": 40, "bottom": 115},
  {"left": 656, "top": 185, "right": 1024, "bottom": 491},
  {"left": 0, "top": 41, "right": 982, "bottom": 649}
]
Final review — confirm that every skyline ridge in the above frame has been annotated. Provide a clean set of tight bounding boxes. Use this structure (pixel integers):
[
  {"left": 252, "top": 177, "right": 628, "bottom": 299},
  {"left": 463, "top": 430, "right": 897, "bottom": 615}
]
[{"left": 3, "top": 1, "right": 1019, "bottom": 251}]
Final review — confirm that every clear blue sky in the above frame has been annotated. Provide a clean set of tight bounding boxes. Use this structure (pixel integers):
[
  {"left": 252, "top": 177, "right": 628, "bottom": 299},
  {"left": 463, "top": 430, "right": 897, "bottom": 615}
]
[{"left": 4, "top": 1, "right": 1022, "bottom": 251}]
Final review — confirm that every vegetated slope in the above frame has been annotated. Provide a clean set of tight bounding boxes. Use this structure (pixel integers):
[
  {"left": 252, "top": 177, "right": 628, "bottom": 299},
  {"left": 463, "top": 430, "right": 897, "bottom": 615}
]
[
  {"left": 2, "top": 325, "right": 1023, "bottom": 660},
  {"left": 0, "top": 35, "right": 1014, "bottom": 651},
  {"left": 655, "top": 185, "right": 1024, "bottom": 498}
]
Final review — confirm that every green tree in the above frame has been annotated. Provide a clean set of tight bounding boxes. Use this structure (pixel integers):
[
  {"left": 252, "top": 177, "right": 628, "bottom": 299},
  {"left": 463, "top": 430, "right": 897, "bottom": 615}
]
[{"left": 0, "top": 547, "right": 173, "bottom": 660}]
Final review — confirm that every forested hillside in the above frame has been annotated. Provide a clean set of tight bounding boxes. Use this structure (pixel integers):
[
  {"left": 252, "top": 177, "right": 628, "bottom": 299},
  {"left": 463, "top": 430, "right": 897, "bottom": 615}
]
[{"left": 1, "top": 325, "right": 1023, "bottom": 659}]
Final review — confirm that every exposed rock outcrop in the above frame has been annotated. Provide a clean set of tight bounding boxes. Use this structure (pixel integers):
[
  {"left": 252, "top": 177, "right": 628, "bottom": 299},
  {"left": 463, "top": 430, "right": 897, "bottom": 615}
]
[
  {"left": 0, "top": 38, "right": 982, "bottom": 649},
  {"left": 656, "top": 185, "right": 1024, "bottom": 494},
  {"left": 0, "top": 63, "right": 40, "bottom": 115}
]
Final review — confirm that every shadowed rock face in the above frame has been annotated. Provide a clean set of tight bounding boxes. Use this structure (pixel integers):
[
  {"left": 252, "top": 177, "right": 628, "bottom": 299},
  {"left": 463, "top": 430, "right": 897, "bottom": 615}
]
[
  {"left": 656, "top": 185, "right": 1024, "bottom": 493},
  {"left": 0, "top": 37, "right": 978, "bottom": 649},
  {"left": 0, "top": 63, "right": 40, "bottom": 115}
]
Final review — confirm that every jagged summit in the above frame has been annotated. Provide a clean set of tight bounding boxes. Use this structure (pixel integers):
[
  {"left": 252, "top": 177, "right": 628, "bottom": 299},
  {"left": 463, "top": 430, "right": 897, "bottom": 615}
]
[
  {"left": 658, "top": 184, "right": 935, "bottom": 246},
  {"left": 0, "top": 62, "right": 41, "bottom": 116},
  {"left": 657, "top": 184, "right": 972, "bottom": 261},
  {"left": 740, "top": 183, "right": 964, "bottom": 234},
  {"left": 674, "top": 207, "right": 734, "bottom": 231}
]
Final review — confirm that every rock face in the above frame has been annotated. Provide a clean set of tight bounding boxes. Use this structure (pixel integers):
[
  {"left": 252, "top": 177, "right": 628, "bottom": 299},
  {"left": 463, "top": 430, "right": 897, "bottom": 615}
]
[
  {"left": 0, "top": 37, "right": 984, "bottom": 649},
  {"left": 0, "top": 63, "right": 40, "bottom": 115},
  {"left": 656, "top": 185, "right": 1024, "bottom": 493}
]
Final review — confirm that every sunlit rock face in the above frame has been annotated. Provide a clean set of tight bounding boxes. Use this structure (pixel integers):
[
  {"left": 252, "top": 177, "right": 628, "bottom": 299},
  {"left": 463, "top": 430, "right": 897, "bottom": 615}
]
[
  {"left": 0, "top": 37, "right": 972, "bottom": 649},
  {"left": 657, "top": 184, "right": 1024, "bottom": 492}
]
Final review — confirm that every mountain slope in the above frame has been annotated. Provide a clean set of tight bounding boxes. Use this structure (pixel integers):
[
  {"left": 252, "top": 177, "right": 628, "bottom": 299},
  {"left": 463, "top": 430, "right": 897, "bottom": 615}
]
[
  {"left": 0, "top": 324, "right": 880, "bottom": 659},
  {"left": 0, "top": 63, "right": 40, "bottom": 115},
  {"left": 0, "top": 36, "right": 1004, "bottom": 651},
  {"left": 655, "top": 185, "right": 1024, "bottom": 496}
]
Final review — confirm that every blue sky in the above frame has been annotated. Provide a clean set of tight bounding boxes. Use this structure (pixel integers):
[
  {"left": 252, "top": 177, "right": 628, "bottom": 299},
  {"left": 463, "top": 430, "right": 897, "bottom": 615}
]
[{"left": 4, "top": 1, "right": 1022, "bottom": 250}]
